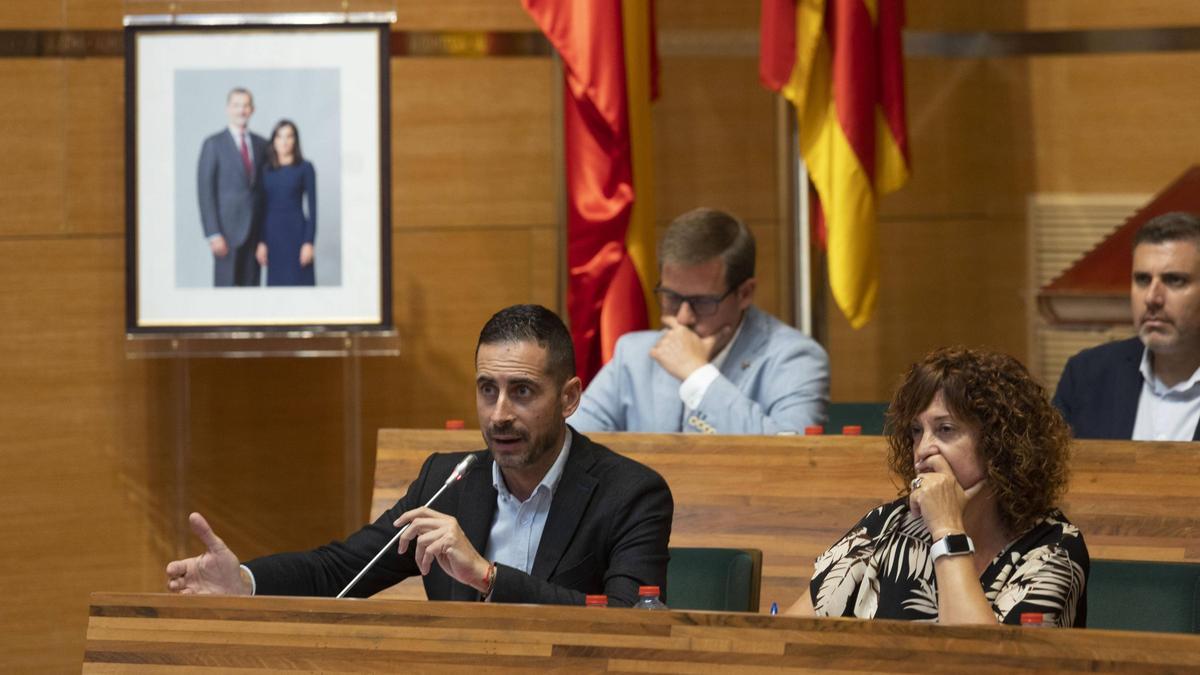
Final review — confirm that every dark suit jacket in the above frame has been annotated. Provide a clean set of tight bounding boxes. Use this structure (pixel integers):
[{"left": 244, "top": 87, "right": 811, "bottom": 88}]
[
  {"left": 197, "top": 128, "right": 268, "bottom": 248},
  {"left": 246, "top": 429, "right": 674, "bottom": 606},
  {"left": 1052, "top": 336, "right": 1200, "bottom": 440}
]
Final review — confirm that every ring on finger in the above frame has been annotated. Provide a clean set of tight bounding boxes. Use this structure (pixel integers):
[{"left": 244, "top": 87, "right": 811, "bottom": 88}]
[{"left": 910, "top": 476, "right": 923, "bottom": 491}]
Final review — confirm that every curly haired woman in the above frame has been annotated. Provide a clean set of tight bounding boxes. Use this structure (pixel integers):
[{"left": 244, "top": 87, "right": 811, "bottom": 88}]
[{"left": 787, "top": 347, "right": 1089, "bottom": 626}]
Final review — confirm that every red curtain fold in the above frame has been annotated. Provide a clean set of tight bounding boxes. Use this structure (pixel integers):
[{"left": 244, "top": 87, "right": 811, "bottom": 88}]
[{"left": 523, "top": 0, "right": 651, "bottom": 385}]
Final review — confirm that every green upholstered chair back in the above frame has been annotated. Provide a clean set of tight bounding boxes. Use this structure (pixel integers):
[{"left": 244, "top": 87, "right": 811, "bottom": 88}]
[
  {"left": 826, "top": 402, "right": 889, "bottom": 435},
  {"left": 1088, "top": 559, "right": 1200, "bottom": 633},
  {"left": 666, "top": 547, "right": 762, "bottom": 612}
]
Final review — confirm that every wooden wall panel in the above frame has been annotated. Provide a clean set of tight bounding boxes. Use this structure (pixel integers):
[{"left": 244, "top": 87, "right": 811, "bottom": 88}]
[
  {"left": 393, "top": 0, "right": 535, "bottom": 31},
  {"left": 1029, "top": 52, "right": 1200, "bottom": 194},
  {"left": 657, "top": 0, "right": 758, "bottom": 30},
  {"left": 392, "top": 58, "right": 555, "bottom": 229},
  {"left": 0, "top": 3, "right": 63, "bottom": 27},
  {"left": 0, "top": 61, "right": 66, "bottom": 236},
  {"left": 828, "top": 218, "right": 1029, "bottom": 401},
  {"left": 1025, "top": 1, "right": 1200, "bottom": 30},
  {"left": 905, "top": 1, "right": 1026, "bottom": 31},
  {"left": 374, "top": 225, "right": 559, "bottom": 429},
  {"left": 66, "top": 59, "right": 124, "bottom": 235},
  {"left": 653, "top": 56, "right": 779, "bottom": 225},
  {"left": 182, "top": 358, "right": 348, "bottom": 558},
  {"left": 0, "top": 238, "right": 157, "bottom": 672},
  {"left": 885, "top": 57, "right": 1033, "bottom": 220},
  {"left": 64, "top": 0, "right": 122, "bottom": 29},
  {"left": 828, "top": 52, "right": 1033, "bottom": 400}
]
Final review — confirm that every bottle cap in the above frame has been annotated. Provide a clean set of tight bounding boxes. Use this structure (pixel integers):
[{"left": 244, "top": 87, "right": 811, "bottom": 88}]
[
  {"left": 585, "top": 595, "right": 608, "bottom": 606},
  {"left": 638, "top": 585, "right": 660, "bottom": 596},
  {"left": 444, "top": 419, "right": 465, "bottom": 430},
  {"left": 804, "top": 425, "right": 824, "bottom": 435},
  {"left": 842, "top": 425, "right": 862, "bottom": 435},
  {"left": 1019, "top": 612, "right": 1045, "bottom": 624}
]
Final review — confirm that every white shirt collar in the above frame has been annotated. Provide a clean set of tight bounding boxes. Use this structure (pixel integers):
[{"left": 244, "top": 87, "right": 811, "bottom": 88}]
[
  {"left": 491, "top": 427, "right": 572, "bottom": 503},
  {"left": 1138, "top": 347, "right": 1200, "bottom": 396}
]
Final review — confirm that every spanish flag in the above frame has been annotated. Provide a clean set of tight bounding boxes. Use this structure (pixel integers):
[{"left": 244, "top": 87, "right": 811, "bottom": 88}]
[
  {"left": 522, "top": 0, "right": 658, "bottom": 385},
  {"left": 761, "top": 0, "right": 910, "bottom": 329}
]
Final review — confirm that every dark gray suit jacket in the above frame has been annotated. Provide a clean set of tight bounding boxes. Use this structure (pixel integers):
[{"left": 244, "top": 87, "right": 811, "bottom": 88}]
[
  {"left": 197, "top": 128, "right": 268, "bottom": 248},
  {"left": 245, "top": 429, "right": 674, "bottom": 606},
  {"left": 1052, "top": 336, "right": 1200, "bottom": 440}
]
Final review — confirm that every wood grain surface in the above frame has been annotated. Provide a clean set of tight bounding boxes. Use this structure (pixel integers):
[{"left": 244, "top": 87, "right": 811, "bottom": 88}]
[
  {"left": 84, "top": 592, "right": 1200, "bottom": 672},
  {"left": 373, "top": 430, "right": 1200, "bottom": 608}
]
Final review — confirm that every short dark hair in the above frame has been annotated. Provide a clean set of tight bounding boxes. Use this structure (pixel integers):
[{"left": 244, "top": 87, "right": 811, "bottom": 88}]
[
  {"left": 226, "top": 87, "right": 253, "bottom": 104},
  {"left": 885, "top": 347, "right": 1072, "bottom": 534},
  {"left": 658, "top": 208, "right": 756, "bottom": 291},
  {"left": 476, "top": 305, "right": 576, "bottom": 384},
  {"left": 266, "top": 120, "right": 304, "bottom": 170},
  {"left": 1133, "top": 211, "right": 1200, "bottom": 248}
]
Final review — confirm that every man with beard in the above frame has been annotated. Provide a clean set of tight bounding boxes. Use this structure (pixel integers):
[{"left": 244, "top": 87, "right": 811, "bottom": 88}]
[
  {"left": 165, "top": 305, "right": 673, "bottom": 605},
  {"left": 1054, "top": 211, "right": 1200, "bottom": 440}
]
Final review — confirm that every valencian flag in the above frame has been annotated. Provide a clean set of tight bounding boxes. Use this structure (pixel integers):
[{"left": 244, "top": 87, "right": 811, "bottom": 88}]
[
  {"left": 760, "top": 0, "right": 910, "bottom": 329},
  {"left": 522, "top": 0, "right": 659, "bottom": 386}
]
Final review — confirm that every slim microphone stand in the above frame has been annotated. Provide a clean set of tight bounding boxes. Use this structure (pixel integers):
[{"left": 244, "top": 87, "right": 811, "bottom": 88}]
[{"left": 336, "top": 454, "right": 477, "bottom": 599}]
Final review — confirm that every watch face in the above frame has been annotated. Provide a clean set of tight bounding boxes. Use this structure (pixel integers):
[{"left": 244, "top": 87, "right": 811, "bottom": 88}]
[{"left": 943, "top": 533, "right": 972, "bottom": 554}]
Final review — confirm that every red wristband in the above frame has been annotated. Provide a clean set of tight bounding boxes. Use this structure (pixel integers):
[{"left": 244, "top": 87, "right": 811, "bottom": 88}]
[{"left": 481, "top": 562, "right": 497, "bottom": 597}]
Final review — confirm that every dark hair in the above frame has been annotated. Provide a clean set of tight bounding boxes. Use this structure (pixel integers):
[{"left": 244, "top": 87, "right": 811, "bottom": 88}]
[
  {"left": 885, "top": 346, "right": 1072, "bottom": 535},
  {"left": 476, "top": 305, "right": 576, "bottom": 384},
  {"left": 1133, "top": 211, "right": 1200, "bottom": 248},
  {"left": 226, "top": 87, "right": 253, "bottom": 104},
  {"left": 658, "top": 208, "right": 756, "bottom": 291},
  {"left": 265, "top": 119, "right": 304, "bottom": 170}
]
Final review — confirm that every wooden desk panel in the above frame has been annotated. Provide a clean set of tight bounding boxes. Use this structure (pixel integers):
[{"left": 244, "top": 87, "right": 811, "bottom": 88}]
[
  {"left": 84, "top": 592, "right": 1200, "bottom": 672},
  {"left": 373, "top": 430, "right": 1200, "bottom": 609}
]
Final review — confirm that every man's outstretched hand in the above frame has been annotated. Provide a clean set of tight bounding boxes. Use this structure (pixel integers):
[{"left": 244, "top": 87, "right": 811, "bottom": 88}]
[{"left": 165, "top": 512, "right": 251, "bottom": 595}]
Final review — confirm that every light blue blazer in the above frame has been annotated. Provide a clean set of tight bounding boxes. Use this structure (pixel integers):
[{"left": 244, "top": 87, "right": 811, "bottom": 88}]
[{"left": 569, "top": 306, "right": 829, "bottom": 434}]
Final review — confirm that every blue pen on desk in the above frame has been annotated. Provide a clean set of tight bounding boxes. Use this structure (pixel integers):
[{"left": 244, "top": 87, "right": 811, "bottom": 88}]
[{"left": 770, "top": 601, "right": 778, "bottom": 616}]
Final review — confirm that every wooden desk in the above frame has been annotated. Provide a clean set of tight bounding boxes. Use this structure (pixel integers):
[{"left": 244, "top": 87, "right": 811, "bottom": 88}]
[
  {"left": 84, "top": 592, "right": 1200, "bottom": 672},
  {"left": 374, "top": 431, "right": 1200, "bottom": 608}
]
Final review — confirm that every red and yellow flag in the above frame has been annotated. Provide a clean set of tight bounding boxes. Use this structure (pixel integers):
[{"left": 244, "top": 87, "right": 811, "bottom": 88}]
[
  {"left": 522, "top": 0, "right": 658, "bottom": 385},
  {"left": 761, "top": 0, "right": 910, "bottom": 329}
]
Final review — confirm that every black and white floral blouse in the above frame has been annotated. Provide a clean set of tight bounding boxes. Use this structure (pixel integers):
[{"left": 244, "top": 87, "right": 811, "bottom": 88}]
[{"left": 810, "top": 498, "right": 1089, "bottom": 627}]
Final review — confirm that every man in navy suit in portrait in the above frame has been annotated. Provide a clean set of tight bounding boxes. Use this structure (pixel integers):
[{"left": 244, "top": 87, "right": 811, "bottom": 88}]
[
  {"left": 197, "top": 87, "right": 268, "bottom": 287},
  {"left": 1054, "top": 211, "right": 1200, "bottom": 441},
  {"left": 569, "top": 207, "right": 829, "bottom": 435}
]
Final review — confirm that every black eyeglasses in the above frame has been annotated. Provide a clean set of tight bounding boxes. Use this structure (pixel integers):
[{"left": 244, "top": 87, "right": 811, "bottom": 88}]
[{"left": 654, "top": 284, "right": 736, "bottom": 317}]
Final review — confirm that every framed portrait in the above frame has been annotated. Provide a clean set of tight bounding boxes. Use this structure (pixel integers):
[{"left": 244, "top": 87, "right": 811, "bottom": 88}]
[{"left": 124, "top": 21, "right": 392, "bottom": 332}]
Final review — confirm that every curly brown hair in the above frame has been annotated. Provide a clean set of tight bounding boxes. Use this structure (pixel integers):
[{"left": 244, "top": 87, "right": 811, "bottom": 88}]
[{"left": 886, "top": 346, "right": 1072, "bottom": 534}]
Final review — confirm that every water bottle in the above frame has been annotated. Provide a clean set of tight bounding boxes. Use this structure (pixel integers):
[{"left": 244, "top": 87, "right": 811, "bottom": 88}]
[
  {"left": 634, "top": 585, "right": 668, "bottom": 610},
  {"left": 1020, "top": 612, "right": 1054, "bottom": 627},
  {"left": 585, "top": 594, "right": 608, "bottom": 608}
]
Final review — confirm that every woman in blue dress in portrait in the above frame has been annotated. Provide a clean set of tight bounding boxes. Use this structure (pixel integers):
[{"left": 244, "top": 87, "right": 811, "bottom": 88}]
[{"left": 256, "top": 119, "right": 316, "bottom": 286}]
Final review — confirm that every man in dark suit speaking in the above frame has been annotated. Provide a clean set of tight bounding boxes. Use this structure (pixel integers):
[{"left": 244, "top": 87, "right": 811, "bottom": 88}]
[
  {"left": 197, "top": 87, "right": 268, "bottom": 287},
  {"left": 166, "top": 305, "right": 674, "bottom": 606}
]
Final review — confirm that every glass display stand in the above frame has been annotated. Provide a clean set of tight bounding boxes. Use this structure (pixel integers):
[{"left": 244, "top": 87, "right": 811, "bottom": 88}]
[
  {"left": 122, "top": 0, "right": 397, "bottom": 26},
  {"left": 128, "top": 330, "right": 400, "bottom": 555}
]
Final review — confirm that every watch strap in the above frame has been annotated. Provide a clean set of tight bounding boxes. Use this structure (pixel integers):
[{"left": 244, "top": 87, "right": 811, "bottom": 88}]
[{"left": 930, "top": 533, "right": 975, "bottom": 562}]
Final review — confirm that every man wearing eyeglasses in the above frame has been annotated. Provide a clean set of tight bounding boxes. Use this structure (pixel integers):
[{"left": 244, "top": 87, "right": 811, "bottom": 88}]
[{"left": 569, "top": 208, "right": 829, "bottom": 434}]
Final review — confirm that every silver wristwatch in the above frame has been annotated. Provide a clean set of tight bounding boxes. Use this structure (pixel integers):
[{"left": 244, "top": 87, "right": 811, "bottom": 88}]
[{"left": 930, "top": 533, "right": 975, "bottom": 562}]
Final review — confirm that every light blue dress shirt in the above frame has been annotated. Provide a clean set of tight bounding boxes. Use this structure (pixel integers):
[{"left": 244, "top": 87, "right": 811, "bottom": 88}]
[{"left": 483, "top": 430, "right": 572, "bottom": 574}]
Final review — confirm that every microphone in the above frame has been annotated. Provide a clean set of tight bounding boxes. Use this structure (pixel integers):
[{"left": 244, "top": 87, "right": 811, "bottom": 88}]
[{"left": 336, "top": 453, "right": 478, "bottom": 598}]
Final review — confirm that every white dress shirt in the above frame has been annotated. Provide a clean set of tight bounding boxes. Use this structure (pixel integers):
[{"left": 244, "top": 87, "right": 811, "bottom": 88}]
[
  {"left": 1132, "top": 348, "right": 1200, "bottom": 441},
  {"left": 678, "top": 315, "right": 747, "bottom": 418}
]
